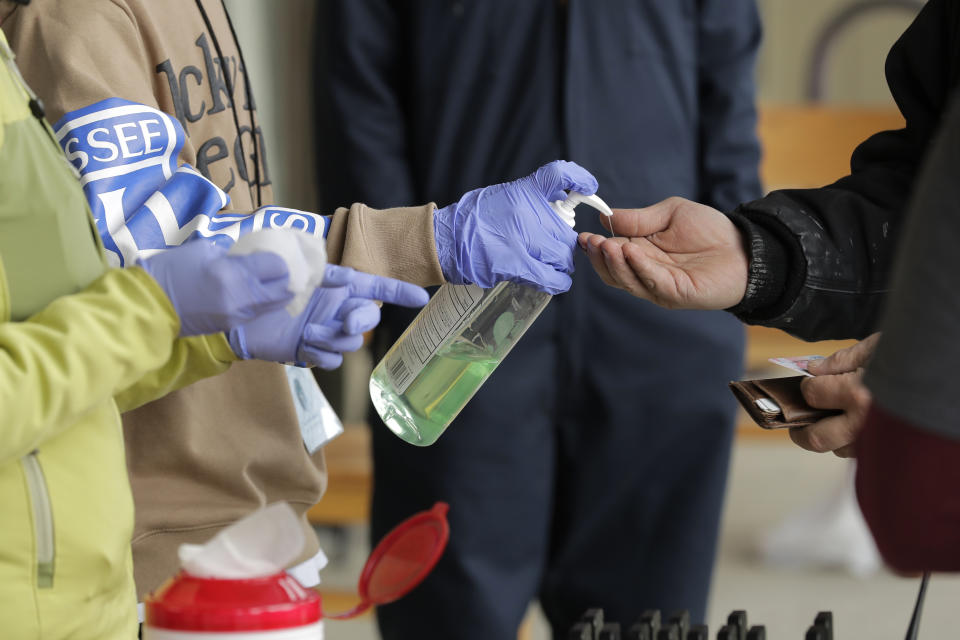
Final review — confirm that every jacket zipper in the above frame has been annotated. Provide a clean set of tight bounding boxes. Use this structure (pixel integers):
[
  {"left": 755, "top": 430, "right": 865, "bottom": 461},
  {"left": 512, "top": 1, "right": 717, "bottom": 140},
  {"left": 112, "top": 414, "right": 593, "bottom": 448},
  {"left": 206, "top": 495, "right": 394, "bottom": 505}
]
[{"left": 22, "top": 452, "right": 55, "bottom": 588}]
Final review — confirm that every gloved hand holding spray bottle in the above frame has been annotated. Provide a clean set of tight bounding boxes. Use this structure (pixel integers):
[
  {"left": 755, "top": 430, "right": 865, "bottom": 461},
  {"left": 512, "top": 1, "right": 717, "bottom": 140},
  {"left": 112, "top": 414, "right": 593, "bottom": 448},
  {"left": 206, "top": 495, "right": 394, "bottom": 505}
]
[{"left": 369, "top": 161, "right": 613, "bottom": 446}]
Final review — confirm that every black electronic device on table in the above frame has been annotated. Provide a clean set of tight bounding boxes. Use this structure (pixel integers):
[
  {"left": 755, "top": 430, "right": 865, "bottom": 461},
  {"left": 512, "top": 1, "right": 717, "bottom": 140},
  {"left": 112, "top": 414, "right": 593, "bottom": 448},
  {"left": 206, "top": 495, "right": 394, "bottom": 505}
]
[
  {"left": 570, "top": 609, "right": 824, "bottom": 640},
  {"left": 569, "top": 571, "right": 929, "bottom": 638}
]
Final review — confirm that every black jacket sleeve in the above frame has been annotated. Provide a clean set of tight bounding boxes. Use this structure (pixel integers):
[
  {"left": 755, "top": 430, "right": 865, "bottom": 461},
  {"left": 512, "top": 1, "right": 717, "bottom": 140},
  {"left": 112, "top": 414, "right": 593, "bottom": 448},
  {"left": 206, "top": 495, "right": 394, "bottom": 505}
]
[
  {"left": 727, "top": 0, "right": 960, "bottom": 340},
  {"left": 314, "top": 0, "right": 417, "bottom": 211}
]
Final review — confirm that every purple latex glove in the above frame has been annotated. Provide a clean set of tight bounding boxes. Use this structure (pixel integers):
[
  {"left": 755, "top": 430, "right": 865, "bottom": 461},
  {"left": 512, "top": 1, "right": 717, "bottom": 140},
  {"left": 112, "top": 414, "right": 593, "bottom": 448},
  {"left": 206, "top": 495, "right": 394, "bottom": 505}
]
[
  {"left": 139, "top": 240, "right": 293, "bottom": 337},
  {"left": 433, "top": 160, "right": 598, "bottom": 294},
  {"left": 227, "top": 264, "right": 429, "bottom": 369}
]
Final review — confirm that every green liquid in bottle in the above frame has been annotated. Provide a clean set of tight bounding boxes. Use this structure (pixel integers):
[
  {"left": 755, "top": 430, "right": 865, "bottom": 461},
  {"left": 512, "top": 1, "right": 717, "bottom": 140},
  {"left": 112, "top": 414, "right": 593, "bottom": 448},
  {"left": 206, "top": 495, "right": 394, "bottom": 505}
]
[
  {"left": 370, "top": 340, "right": 500, "bottom": 446},
  {"left": 370, "top": 282, "right": 550, "bottom": 446}
]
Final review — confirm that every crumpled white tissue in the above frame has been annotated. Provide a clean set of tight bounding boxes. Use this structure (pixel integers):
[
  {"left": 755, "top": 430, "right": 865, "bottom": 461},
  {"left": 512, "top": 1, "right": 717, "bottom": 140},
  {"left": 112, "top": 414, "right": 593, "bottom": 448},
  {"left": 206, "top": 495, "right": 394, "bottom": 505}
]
[
  {"left": 178, "top": 502, "right": 306, "bottom": 579},
  {"left": 229, "top": 228, "right": 327, "bottom": 317}
]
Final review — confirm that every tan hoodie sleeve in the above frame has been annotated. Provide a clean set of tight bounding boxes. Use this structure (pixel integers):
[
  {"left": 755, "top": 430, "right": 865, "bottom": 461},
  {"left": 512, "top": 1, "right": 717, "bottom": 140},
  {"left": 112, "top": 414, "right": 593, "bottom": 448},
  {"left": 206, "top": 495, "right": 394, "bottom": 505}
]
[
  {"left": 2, "top": 0, "right": 157, "bottom": 122},
  {"left": 326, "top": 202, "right": 447, "bottom": 287}
]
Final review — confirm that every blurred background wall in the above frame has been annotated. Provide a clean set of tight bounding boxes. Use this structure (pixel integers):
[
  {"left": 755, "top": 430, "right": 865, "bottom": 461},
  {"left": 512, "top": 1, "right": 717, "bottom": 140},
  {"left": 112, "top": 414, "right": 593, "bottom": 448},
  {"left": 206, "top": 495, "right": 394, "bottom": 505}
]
[
  {"left": 224, "top": 0, "right": 921, "bottom": 212},
  {"left": 755, "top": 0, "right": 921, "bottom": 104},
  {"left": 223, "top": 0, "right": 319, "bottom": 213}
]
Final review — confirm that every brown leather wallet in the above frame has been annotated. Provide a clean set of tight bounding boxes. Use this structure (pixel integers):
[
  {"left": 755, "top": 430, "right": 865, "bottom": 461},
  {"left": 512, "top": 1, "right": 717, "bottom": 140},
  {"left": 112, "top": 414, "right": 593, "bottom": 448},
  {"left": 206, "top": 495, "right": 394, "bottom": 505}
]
[{"left": 729, "top": 376, "right": 841, "bottom": 429}]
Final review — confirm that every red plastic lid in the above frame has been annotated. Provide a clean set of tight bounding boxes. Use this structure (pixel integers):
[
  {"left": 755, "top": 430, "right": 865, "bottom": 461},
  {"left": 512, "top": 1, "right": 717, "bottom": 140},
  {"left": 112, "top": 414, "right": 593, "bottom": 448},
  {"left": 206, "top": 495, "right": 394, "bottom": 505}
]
[
  {"left": 329, "top": 501, "right": 450, "bottom": 619},
  {"left": 145, "top": 572, "right": 321, "bottom": 631}
]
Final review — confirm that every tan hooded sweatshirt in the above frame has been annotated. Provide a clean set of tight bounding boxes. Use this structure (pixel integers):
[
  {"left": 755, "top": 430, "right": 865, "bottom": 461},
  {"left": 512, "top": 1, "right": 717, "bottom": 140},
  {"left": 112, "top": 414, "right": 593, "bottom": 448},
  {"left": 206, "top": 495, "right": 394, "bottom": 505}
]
[{"left": 3, "top": 0, "right": 444, "bottom": 599}]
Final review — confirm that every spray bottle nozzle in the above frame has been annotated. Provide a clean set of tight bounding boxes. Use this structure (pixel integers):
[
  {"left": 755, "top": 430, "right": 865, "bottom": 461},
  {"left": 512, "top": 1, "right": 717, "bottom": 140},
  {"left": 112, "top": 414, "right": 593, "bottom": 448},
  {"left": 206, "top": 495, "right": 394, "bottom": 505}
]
[{"left": 550, "top": 192, "right": 614, "bottom": 228}]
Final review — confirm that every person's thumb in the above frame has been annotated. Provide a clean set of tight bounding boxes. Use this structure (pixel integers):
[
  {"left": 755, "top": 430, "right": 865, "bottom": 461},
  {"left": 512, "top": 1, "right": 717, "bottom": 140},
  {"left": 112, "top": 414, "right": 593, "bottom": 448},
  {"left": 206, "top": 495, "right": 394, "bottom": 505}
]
[
  {"left": 223, "top": 251, "right": 292, "bottom": 310},
  {"left": 606, "top": 199, "right": 681, "bottom": 237},
  {"left": 809, "top": 333, "right": 881, "bottom": 375},
  {"left": 235, "top": 250, "right": 290, "bottom": 286}
]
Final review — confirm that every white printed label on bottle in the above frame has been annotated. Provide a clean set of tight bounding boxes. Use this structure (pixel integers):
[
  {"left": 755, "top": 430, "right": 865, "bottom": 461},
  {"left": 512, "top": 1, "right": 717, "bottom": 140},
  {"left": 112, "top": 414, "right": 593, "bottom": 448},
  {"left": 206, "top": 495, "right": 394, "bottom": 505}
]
[{"left": 385, "top": 284, "right": 486, "bottom": 394}]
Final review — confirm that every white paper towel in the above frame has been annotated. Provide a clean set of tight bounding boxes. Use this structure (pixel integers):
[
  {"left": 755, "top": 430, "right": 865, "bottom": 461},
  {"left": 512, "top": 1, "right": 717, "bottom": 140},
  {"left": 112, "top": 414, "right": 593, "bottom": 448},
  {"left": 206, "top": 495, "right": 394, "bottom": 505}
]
[{"left": 229, "top": 228, "right": 327, "bottom": 317}]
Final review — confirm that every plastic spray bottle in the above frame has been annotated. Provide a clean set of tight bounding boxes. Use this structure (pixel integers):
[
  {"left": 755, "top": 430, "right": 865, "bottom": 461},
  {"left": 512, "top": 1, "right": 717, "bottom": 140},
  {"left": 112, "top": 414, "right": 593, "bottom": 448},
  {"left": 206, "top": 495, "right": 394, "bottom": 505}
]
[{"left": 369, "top": 192, "right": 614, "bottom": 446}]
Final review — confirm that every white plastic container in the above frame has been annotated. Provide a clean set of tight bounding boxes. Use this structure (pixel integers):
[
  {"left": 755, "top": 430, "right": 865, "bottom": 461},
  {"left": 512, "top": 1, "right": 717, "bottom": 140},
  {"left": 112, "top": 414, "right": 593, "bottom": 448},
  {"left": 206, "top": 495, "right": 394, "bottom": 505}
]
[
  {"left": 142, "top": 571, "right": 323, "bottom": 639},
  {"left": 146, "top": 620, "right": 323, "bottom": 640},
  {"left": 369, "top": 192, "right": 613, "bottom": 446}
]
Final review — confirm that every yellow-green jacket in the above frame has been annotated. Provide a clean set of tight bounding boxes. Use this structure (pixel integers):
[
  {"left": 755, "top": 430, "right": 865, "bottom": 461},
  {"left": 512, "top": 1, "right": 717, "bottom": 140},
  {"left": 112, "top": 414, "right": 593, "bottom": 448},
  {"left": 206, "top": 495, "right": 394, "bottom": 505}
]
[{"left": 0, "top": 30, "right": 234, "bottom": 639}]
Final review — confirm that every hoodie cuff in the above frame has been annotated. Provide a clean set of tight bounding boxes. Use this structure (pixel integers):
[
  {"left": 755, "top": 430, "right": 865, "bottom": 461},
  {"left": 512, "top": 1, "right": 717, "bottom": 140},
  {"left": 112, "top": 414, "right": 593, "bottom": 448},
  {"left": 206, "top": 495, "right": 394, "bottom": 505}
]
[{"left": 325, "top": 202, "right": 446, "bottom": 287}]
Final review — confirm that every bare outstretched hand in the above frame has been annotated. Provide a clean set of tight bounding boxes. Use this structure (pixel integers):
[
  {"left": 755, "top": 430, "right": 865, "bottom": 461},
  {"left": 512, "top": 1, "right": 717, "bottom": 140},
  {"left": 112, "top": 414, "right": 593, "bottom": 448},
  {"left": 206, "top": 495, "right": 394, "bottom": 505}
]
[{"left": 577, "top": 197, "right": 748, "bottom": 310}]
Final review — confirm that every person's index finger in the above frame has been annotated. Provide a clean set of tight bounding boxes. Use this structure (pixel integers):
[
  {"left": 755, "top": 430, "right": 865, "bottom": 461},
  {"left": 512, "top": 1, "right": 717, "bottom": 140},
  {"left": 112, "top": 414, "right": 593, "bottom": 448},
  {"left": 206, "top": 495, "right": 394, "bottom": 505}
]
[
  {"left": 349, "top": 271, "right": 430, "bottom": 307},
  {"left": 800, "top": 372, "right": 861, "bottom": 409},
  {"left": 800, "top": 374, "right": 841, "bottom": 409},
  {"left": 346, "top": 270, "right": 392, "bottom": 299},
  {"left": 547, "top": 160, "right": 599, "bottom": 196},
  {"left": 321, "top": 263, "right": 356, "bottom": 287},
  {"left": 577, "top": 231, "right": 593, "bottom": 250},
  {"left": 584, "top": 241, "right": 613, "bottom": 283},
  {"left": 600, "top": 238, "right": 651, "bottom": 293}
]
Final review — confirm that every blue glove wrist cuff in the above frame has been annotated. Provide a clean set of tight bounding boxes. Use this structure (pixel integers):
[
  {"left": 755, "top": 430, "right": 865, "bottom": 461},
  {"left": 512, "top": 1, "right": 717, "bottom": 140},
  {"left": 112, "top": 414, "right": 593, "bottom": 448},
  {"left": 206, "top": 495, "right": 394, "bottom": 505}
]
[
  {"left": 227, "top": 327, "right": 252, "bottom": 360},
  {"left": 433, "top": 203, "right": 462, "bottom": 284}
]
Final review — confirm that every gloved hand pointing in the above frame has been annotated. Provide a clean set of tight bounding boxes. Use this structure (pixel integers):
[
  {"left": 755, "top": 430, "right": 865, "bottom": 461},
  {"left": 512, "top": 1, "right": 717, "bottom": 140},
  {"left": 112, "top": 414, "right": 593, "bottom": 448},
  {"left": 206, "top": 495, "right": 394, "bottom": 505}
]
[
  {"left": 434, "top": 160, "right": 598, "bottom": 295},
  {"left": 228, "top": 264, "right": 430, "bottom": 369},
  {"left": 140, "top": 240, "right": 293, "bottom": 336}
]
